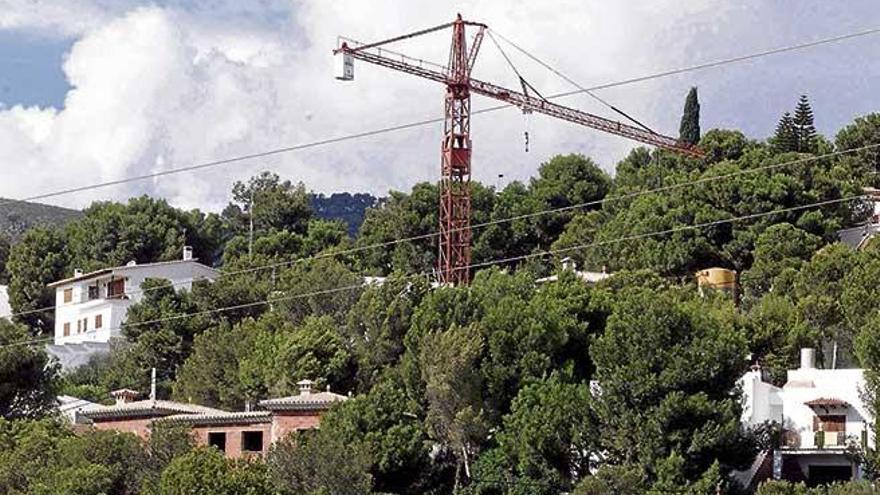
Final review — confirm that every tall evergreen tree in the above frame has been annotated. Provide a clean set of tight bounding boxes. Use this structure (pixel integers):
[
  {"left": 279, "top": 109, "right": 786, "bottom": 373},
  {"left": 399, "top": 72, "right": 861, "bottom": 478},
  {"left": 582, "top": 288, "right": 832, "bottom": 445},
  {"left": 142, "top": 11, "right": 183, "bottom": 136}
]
[
  {"left": 793, "top": 94, "right": 818, "bottom": 153},
  {"left": 678, "top": 87, "right": 701, "bottom": 145},
  {"left": 773, "top": 112, "right": 798, "bottom": 153}
]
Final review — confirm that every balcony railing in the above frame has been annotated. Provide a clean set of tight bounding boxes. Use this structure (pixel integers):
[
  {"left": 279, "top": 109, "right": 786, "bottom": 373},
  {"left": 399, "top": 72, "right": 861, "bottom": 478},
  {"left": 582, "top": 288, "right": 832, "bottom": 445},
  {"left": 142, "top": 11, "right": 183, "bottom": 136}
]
[
  {"left": 814, "top": 431, "right": 845, "bottom": 448},
  {"left": 781, "top": 430, "right": 851, "bottom": 450}
]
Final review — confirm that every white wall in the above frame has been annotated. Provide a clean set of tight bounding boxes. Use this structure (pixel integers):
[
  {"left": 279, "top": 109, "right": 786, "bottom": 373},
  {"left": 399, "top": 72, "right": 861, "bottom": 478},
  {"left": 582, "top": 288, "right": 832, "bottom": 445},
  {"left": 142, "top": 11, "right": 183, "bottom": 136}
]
[
  {"left": 740, "top": 370, "right": 783, "bottom": 426},
  {"left": 53, "top": 261, "right": 217, "bottom": 345},
  {"left": 742, "top": 366, "right": 873, "bottom": 451},
  {"left": 0, "top": 285, "right": 10, "bottom": 319},
  {"left": 782, "top": 368, "right": 871, "bottom": 449}
]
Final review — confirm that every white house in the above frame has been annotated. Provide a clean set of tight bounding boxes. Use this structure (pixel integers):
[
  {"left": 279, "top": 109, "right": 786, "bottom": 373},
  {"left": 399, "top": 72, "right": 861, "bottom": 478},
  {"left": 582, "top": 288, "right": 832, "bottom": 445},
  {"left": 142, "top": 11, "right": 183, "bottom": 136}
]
[
  {"left": 739, "top": 348, "right": 873, "bottom": 487},
  {"left": 0, "top": 285, "right": 10, "bottom": 320},
  {"left": 48, "top": 247, "right": 217, "bottom": 346},
  {"left": 57, "top": 395, "right": 100, "bottom": 424},
  {"left": 536, "top": 257, "right": 612, "bottom": 285},
  {"left": 838, "top": 187, "right": 880, "bottom": 250}
]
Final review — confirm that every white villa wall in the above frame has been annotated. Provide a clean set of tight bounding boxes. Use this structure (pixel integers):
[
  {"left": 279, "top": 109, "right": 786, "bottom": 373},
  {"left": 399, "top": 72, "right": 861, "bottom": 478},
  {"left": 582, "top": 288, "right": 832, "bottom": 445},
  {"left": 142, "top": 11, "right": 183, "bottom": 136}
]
[
  {"left": 53, "top": 260, "right": 217, "bottom": 345},
  {"left": 782, "top": 367, "right": 871, "bottom": 449},
  {"left": 739, "top": 351, "right": 874, "bottom": 485},
  {"left": 740, "top": 370, "right": 783, "bottom": 426},
  {"left": 0, "top": 285, "right": 9, "bottom": 319}
]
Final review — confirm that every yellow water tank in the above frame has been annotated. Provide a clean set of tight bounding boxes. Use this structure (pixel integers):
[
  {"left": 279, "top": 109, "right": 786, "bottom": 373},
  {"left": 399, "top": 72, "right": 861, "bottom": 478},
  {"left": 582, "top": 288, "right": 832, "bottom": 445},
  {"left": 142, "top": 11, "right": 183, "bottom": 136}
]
[{"left": 696, "top": 267, "right": 737, "bottom": 291}]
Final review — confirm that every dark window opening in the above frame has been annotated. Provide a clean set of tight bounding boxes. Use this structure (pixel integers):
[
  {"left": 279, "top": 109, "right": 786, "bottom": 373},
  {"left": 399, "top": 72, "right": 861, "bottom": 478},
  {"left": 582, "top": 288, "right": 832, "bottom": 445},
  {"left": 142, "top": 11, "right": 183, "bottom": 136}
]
[
  {"left": 808, "top": 465, "right": 852, "bottom": 486},
  {"left": 208, "top": 432, "right": 226, "bottom": 452},
  {"left": 88, "top": 285, "right": 99, "bottom": 300},
  {"left": 242, "top": 431, "right": 264, "bottom": 452}
]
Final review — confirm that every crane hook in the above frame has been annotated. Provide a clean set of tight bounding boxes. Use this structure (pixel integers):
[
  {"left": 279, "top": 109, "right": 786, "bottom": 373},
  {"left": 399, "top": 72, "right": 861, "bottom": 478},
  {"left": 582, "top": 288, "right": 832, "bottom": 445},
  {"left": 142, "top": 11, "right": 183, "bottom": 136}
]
[{"left": 524, "top": 131, "right": 529, "bottom": 153}]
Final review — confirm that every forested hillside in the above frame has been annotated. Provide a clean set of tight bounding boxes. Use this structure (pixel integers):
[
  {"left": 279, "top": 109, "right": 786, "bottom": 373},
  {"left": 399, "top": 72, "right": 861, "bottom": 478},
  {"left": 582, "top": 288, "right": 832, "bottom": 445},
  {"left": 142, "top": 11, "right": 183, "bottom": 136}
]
[
  {"left": 3, "top": 97, "right": 880, "bottom": 494},
  {"left": 310, "top": 192, "right": 378, "bottom": 236},
  {"left": 0, "top": 197, "right": 80, "bottom": 241}
]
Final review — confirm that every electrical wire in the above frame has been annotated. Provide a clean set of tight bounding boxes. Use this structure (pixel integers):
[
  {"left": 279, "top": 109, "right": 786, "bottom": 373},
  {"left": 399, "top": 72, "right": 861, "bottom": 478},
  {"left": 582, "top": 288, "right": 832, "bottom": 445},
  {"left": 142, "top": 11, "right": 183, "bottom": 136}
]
[
  {"left": 3, "top": 142, "right": 877, "bottom": 322},
  {"left": 0, "top": 194, "right": 863, "bottom": 350},
  {"left": 1, "top": 24, "right": 878, "bottom": 209}
]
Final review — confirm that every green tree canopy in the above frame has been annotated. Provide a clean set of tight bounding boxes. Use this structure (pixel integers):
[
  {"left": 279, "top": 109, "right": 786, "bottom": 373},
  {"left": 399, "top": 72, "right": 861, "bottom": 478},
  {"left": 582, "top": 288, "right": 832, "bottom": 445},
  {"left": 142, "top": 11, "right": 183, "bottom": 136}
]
[
  {"left": 268, "top": 431, "right": 372, "bottom": 495},
  {"left": 222, "top": 171, "right": 313, "bottom": 238},
  {"left": 590, "top": 287, "right": 753, "bottom": 483},
  {"left": 773, "top": 112, "right": 798, "bottom": 153},
  {"left": 157, "top": 447, "right": 272, "bottom": 495},
  {"left": 6, "top": 226, "right": 69, "bottom": 333},
  {"left": 0, "top": 319, "right": 59, "bottom": 419},
  {"left": 495, "top": 375, "right": 597, "bottom": 492},
  {"left": 0, "top": 234, "right": 9, "bottom": 285},
  {"left": 679, "top": 87, "right": 701, "bottom": 146},
  {"left": 794, "top": 94, "right": 818, "bottom": 153},
  {"left": 65, "top": 196, "right": 219, "bottom": 271}
]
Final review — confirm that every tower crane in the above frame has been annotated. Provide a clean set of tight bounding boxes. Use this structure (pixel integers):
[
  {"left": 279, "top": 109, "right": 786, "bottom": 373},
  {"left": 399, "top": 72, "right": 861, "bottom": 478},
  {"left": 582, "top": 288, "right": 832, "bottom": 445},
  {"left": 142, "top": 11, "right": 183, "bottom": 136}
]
[{"left": 334, "top": 15, "right": 704, "bottom": 286}]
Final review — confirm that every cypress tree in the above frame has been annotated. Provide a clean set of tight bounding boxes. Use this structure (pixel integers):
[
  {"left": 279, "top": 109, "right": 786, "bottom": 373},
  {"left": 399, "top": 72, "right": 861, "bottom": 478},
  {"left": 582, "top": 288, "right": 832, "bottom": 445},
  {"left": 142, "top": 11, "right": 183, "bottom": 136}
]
[
  {"left": 773, "top": 112, "right": 798, "bottom": 153},
  {"left": 793, "top": 94, "right": 817, "bottom": 153},
  {"left": 678, "top": 87, "right": 701, "bottom": 145}
]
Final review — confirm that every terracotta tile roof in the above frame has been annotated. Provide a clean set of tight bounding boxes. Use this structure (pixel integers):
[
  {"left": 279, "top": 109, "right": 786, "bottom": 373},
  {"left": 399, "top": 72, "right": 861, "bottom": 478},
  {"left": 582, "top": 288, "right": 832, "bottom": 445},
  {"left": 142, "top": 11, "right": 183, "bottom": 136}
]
[
  {"left": 80, "top": 400, "right": 226, "bottom": 420},
  {"left": 805, "top": 397, "right": 850, "bottom": 407},
  {"left": 258, "top": 391, "right": 348, "bottom": 411},
  {"left": 154, "top": 411, "right": 272, "bottom": 426}
]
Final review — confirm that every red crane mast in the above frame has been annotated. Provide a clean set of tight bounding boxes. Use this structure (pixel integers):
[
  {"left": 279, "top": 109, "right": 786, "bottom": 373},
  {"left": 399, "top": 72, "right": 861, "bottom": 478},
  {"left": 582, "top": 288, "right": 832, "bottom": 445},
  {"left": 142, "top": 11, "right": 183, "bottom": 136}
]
[{"left": 334, "top": 15, "right": 703, "bottom": 286}]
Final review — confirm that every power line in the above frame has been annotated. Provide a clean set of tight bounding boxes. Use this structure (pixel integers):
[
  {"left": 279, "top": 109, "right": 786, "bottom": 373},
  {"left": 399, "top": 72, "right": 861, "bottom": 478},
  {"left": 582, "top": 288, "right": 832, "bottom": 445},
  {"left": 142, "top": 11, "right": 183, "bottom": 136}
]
[
  {"left": 460, "top": 195, "right": 862, "bottom": 274},
  {"left": 3, "top": 143, "right": 876, "bottom": 322},
  {"left": 1, "top": 25, "right": 878, "bottom": 209},
  {"left": 1, "top": 194, "right": 863, "bottom": 350}
]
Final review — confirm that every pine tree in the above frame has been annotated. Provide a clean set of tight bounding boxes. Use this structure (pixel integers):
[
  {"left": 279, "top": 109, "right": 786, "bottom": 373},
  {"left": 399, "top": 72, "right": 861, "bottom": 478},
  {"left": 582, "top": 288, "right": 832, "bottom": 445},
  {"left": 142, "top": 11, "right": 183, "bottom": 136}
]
[
  {"left": 773, "top": 112, "right": 798, "bottom": 153},
  {"left": 793, "top": 94, "right": 817, "bottom": 153},
  {"left": 678, "top": 87, "right": 701, "bottom": 145}
]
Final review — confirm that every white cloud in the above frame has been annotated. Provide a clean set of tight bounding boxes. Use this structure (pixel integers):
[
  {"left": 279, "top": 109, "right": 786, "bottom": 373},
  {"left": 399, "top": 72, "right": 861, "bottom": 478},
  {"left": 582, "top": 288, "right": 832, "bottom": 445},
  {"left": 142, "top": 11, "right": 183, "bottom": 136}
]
[
  {"left": 0, "top": 0, "right": 878, "bottom": 212},
  {"left": 0, "top": 0, "right": 133, "bottom": 35}
]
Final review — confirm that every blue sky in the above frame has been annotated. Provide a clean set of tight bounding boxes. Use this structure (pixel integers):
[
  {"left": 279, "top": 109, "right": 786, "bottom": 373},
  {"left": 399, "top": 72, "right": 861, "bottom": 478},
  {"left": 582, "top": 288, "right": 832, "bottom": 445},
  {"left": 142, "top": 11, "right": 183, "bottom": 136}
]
[
  {"left": 0, "top": 1, "right": 879, "bottom": 211},
  {"left": 0, "top": 30, "right": 71, "bottom": 108}
]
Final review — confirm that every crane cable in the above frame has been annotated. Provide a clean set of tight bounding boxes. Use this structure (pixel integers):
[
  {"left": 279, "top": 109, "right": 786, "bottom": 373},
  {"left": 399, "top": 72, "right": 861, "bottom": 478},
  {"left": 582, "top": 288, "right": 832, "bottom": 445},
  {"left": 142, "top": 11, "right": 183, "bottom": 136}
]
[{"left": 489, "top": 28, "right": 659, "bottom": 135}]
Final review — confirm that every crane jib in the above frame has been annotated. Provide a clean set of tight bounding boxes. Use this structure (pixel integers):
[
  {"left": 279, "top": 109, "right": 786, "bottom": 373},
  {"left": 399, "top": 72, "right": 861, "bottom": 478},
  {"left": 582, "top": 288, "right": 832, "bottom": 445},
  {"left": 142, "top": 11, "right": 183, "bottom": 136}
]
[{"left": 340, "top": 47, "right": 702, "bottom": 157}]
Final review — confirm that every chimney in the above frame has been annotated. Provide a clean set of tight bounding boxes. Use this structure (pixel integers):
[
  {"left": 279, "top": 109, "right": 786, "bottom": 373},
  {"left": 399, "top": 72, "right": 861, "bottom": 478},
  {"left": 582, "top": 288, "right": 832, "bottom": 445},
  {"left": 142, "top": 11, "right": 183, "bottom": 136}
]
[
  {"left": 297, "top": 379, "right": 315, "bottom": 395},
  {"left": 74, "top": 268, "right": 83, "bottom": 278},
  {"left": 110, "top": 389, "right": 139, "bottom": 405},
  {"left": 182, "top": 246, "right": 193, "bottom": 261},
  {"left": 800, "top": 348, "right": 816, "bottom": 369}
]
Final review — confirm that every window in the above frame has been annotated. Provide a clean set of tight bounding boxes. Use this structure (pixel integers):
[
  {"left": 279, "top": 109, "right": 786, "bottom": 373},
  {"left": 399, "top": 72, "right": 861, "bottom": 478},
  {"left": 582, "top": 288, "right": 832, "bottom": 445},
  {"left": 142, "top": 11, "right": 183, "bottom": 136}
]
[
  {"left": 108, "top": 279, "right": 125, "bottom": 298},
  {"left": 814, "top": 414, "right": 846, "bottom": 447},
  {"left": 95, "top": 314, "right": 103, "bottom": 329},
  {"left": 82, "top": 318, "right": 88, "bottom": 332},
  {"left": 241, "top": 431, "right": 264, "bottom": 453},
  {"left": 207, "top": 432, "right": 226, "bottom": 452},
  {"left": 88, "top": 285, "right": 99, "bottom": 300},
  {"left": 63, "top": 323, "right": 70, "bottom": 337},
  {"left": 814, "top": 415, "right": 846, "bottom": 433},
  {"left": 63, "top": 288, "right": 73, "bottom": 303},
  {"left": 77, "top": 320, "right": 82, "bottom": 334}
]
